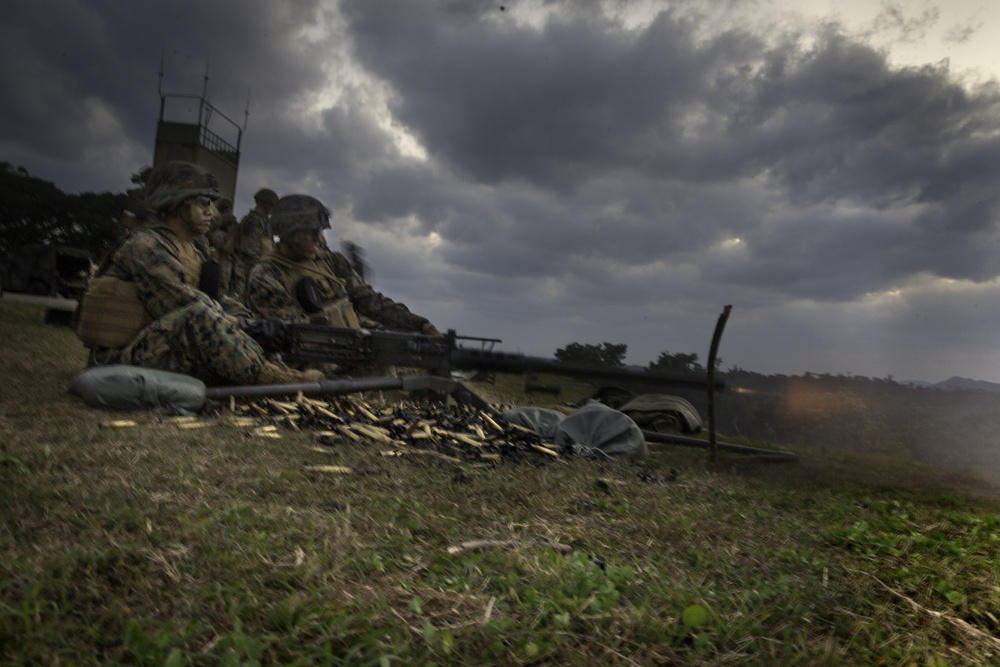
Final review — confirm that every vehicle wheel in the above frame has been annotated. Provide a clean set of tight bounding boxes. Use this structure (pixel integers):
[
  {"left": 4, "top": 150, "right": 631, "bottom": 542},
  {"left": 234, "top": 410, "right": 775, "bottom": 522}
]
[{"left": 27, "top": 279, "right": 50, "bottom": 296}]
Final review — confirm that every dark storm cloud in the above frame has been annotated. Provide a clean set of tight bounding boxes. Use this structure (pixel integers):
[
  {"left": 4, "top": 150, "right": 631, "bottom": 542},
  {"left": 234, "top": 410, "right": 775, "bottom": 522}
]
[
  {"left": 343, "top": 2, "right": 727, "bottom": 188},
  {"left": 341, "top": 1, "right": 1000, "bottom": 304}
]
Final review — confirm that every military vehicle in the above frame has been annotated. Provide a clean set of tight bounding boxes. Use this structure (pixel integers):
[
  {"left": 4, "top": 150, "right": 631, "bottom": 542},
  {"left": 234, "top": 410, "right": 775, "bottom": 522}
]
[{"left": 1, "top": 243, "right": 93, "bottom": 299}]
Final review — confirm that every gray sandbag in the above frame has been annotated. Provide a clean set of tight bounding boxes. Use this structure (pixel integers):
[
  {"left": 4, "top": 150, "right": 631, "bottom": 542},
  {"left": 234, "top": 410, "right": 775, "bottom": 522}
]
[
  {"left": 554, "top": 401, "right": 647, "bottom": 460},
  {"left": 502, "top": 406, "right": 566, "bottom": 440},
  {"left": 67, "top": 365, "right": 206, "bottom": 416},
  {"left": 618, "top": 394, "right": 703, "bottom": 434}
]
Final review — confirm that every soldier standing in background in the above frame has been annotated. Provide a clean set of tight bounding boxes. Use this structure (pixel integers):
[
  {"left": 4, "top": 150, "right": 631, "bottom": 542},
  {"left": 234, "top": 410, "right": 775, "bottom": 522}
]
[
  {"left": 227, "top": 187, "right": 279, "bottom": 299},
  {"left": 245, "top": 194, "right": 441, "bottom": 336},
  {"left": 75, "top": 162, "right": 322, "bottom": 386},
  {"left": 207, "top": 197, "right": 235, "bottom": 256},
  {"left": 207, "top": 197, "right": 238, "bottom": 293}
]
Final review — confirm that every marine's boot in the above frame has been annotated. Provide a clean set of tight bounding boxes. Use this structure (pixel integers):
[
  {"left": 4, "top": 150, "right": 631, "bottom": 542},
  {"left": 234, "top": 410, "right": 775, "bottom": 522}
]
[{"left": 257, "top": 361, "right": 325, "bottom": 385}]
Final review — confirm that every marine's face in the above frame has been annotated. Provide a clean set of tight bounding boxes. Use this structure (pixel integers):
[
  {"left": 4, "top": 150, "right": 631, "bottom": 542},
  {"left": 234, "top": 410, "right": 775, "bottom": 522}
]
[
  {"left": 285, "top": 229, "right": 322, "bottom": 261},
  {"left": 184, "top": 196, "right": 214, "bottom": 236}
]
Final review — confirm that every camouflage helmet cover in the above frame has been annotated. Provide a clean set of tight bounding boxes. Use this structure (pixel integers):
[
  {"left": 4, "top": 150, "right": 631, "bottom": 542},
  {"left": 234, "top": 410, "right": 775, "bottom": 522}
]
[
  {"left": 215, "top": 197, "right": 234, "bottom": 214},
  {"left": 254, "top": 187, "right": 279, "bottom": 208},
  {"left": 270, "top": 194, "right": 331, "bottom": 240},
  {"left": 145, "top": 161, "right": 219, "bottom": 214}
]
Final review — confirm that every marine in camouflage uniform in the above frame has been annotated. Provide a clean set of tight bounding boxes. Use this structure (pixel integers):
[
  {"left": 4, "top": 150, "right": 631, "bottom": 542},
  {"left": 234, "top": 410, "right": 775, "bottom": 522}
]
[
  {"left": 206, "top": 198, "right": 235, "bottom": 255},
  {"left": 245, "top": 194, "right": 440, "bottom": 335},
  {"left": 207, "top": 198, "right": 238, "bottom": 293},
  {"left": 76, "top": 162, "right": 322, "bottom": 386},
  {"left": 228, "top": 187, "right": 279, "bottom": 299}
]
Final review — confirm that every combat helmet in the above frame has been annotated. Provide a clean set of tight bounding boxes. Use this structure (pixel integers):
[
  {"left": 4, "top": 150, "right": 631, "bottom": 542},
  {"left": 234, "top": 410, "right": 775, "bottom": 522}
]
[
  {"left": 145, "top": 161, "right": 219, "bottom": 214},
  {"left": 253, "top": 187, "right": 279, "bottom": 208},
  {"left": 269, "top": 194, "right": 331, "bottom": 240}
]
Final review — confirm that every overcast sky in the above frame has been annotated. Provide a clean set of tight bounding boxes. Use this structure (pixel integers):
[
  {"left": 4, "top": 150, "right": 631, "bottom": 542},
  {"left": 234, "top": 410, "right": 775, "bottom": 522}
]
[{"left": 4, "top": 0, "right": 1000, "bottom": 383}]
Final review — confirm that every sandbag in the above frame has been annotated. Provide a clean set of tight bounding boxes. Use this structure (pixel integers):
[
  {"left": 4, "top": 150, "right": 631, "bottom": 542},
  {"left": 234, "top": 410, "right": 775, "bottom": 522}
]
[
  {"left": 618, "top": 394, "right": 702, "bottom": 434},
  {"left": 572, "top": 386, "right": 703, "bottom": 435},
  {"left": 554, "top": 401, "right": 647, "bottom": 460},
  {"left": 502, "top": 406, "right": 566, "bottom": 440},
  {"left": 67, "top": 365, "right": 206, "bottom": 416}
]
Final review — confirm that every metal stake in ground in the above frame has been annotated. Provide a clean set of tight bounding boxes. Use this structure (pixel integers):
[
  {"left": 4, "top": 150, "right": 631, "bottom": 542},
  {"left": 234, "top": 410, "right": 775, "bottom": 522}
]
[{"left": 707, "top": 305, "right": 732, "bottom": 464}]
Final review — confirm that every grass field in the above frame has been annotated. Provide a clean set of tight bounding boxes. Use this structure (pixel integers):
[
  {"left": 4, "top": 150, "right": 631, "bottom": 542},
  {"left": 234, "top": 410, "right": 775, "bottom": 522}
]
[{"left": 2, "top": 300, "right": 1000, "bottom": 665}]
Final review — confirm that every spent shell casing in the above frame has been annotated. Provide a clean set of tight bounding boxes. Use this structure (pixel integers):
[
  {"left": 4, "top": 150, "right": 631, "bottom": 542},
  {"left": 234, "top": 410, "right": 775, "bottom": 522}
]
[
  {"left": 304, "top": 464, "right": 353, "bottom": 474},
  {"left": 175, "top": 421, "right": 212, "bottom": 429},
  {"left": 336, "top": 425, "right": 361, "bottom": 441},
  {"left": 100, "top": 420, "right": 137, "bottom": 428},
  {"left": 481, "top": 413, "right": 504, "bottom": 432},
  {"left": 355, "top": 403, "right": 378, "bottom": 422},
  {"left": 451, "top": 433, "right": 484, "bottom": 448}
]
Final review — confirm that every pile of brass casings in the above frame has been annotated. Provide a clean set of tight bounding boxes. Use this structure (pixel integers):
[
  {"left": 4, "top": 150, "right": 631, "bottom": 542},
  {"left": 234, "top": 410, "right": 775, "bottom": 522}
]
[{"left": 209, "top": 393, "right": 565, "bottom": 465}]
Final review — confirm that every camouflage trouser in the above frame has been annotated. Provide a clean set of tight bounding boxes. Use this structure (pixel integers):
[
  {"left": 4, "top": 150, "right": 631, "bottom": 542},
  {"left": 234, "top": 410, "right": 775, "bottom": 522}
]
[{"left": 91, "top": 302, "right": 266, "bottom": 385}]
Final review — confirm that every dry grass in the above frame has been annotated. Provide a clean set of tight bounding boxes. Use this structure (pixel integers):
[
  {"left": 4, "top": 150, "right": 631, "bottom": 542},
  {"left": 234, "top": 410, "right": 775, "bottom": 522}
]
[{"left": 3, "top": 300, "right": 1000, "bottom": 665}]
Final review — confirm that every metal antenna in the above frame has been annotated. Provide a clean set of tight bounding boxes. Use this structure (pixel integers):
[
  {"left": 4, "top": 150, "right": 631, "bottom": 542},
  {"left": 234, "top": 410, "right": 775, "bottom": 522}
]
[
  {"left": 201, "top": 59, "right": 210, "bottom": 100},
  {"left": 157, "top": 51, "right": 165, "bottom": 97},
  {"left": 242, "top": 89, "right": 251, "bottom": 133}
]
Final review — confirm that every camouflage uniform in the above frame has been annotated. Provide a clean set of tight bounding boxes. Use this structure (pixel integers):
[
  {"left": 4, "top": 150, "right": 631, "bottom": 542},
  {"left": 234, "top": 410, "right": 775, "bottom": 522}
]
[
  {"left": 246, "top": 246, "right": 432, "bottom": 331},
  {"left": 225, "top": 209, "right": 268, "bottom": 298},
  {"left": 87, "top": 222, "right": 267, "bottom": 385},
  {"left": 228, "top": 189, "right": 278, "bottom": 299},
  {"left": 208, "top": 204, "right": 239, "bottom": 294},
  {"left": 206, "top": 198, "right": 235, "bottom": 257},
  {"left": 243, "top": 194, "right": 432, "bottom": 331},
  {"left": 208, "top": 212, "right": 237, "bottom": 252}
]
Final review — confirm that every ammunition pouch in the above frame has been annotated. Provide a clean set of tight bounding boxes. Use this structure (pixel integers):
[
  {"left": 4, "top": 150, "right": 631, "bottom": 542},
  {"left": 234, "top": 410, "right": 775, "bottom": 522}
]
[
  {"left": 265, "top": 254, "right": 361, "bottom": 328},
  {"left": 199, "top": 258, "right": 221, "bottom": 300},
  {"left": 75, "top": 275, "right": 153, "bottom": 349},
  {"left": 293, "top": 276, "right": 359, "bottom": 328},
  {"left": 294, "top": 277, "right": 325, "bottom": 314}
]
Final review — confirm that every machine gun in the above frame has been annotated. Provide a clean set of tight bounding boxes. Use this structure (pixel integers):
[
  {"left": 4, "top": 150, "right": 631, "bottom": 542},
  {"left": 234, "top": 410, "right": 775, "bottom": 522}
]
[
  {"left": 201, "top": 315, "right": 768, "bottom": 460},
  {"left": 221, "top": 320, "right": 724, "bottom": 399},
  {"left": 205, "top": 309, "right": 758, "bottom": 463}
]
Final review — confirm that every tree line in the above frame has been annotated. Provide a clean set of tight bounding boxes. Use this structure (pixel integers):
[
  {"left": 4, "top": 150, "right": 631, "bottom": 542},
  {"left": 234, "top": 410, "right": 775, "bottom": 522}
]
[
  {"left": 554, "top": 340, "right": 718, "bottom": 374},
  {"left": 0, "top": 162, "right": 129, "bottom": 259}
]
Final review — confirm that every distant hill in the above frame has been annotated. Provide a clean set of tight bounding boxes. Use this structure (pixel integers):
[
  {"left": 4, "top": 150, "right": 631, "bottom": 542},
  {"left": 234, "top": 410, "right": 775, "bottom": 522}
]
[{"left": 933, "top": 376, "right": 1000, "bottom": 392}]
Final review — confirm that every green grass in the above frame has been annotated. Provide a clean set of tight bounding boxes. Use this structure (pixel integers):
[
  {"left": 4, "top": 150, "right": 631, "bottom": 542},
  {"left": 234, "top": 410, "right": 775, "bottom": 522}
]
[{"left": 2, "top": 301, "right": 1000, "bottom": 665}]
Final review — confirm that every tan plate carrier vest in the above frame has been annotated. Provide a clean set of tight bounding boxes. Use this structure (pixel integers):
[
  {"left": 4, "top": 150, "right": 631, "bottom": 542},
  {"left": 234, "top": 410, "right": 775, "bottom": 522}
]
[
  {"left": 76, "top": 231, "right": 202, "bottom": 349},
  {"left": 267, "top": 253, "right": 360, "bottom": 329}
]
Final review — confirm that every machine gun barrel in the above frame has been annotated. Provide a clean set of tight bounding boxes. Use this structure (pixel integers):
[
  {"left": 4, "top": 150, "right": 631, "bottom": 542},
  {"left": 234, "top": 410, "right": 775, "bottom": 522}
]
[{"left": 449, "top": 346, "right": 724, "bottom": 391}]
